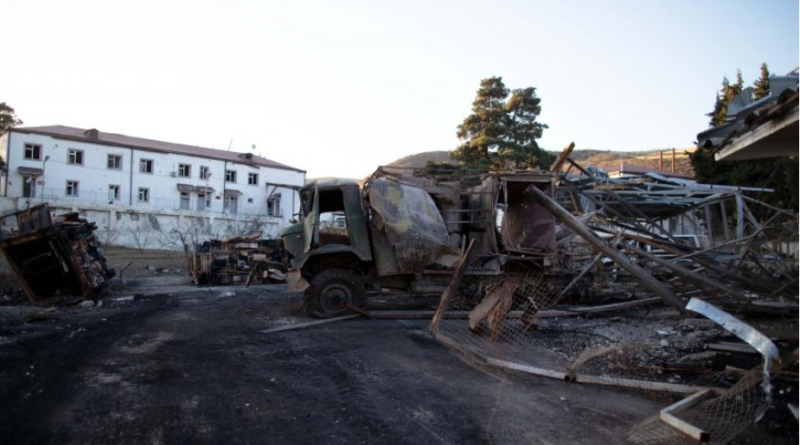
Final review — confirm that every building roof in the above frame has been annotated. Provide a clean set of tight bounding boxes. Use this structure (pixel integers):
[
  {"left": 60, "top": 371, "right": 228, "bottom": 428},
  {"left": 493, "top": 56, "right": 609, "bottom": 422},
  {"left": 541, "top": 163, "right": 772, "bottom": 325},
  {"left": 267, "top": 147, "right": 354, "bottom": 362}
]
[
  {"left": 10, "top": 125, "right": 305, "bottom": 173},
  {"left": 607, "top": 162, "right": 693, "bottom": 179},
  {"left": 697, "top": 71, "right": 799, "bottom": 161}
]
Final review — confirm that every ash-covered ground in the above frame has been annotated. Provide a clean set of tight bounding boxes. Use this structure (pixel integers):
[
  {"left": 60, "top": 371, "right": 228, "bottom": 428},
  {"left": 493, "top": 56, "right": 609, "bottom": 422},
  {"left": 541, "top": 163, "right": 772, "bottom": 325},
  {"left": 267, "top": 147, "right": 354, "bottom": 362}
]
[{"left": 0, "top": 285, "right": 795, "bottom": 445}]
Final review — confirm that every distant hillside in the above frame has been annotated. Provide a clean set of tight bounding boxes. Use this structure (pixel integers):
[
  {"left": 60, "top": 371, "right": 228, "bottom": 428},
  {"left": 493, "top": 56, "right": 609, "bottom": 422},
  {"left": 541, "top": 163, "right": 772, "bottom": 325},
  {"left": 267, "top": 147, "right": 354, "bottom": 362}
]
[
  {"left": 387, "top": 147, "right": 696, "bottom": 176},
  {"left": 386, "top": 151, "right": 455, "bottom": 169}
]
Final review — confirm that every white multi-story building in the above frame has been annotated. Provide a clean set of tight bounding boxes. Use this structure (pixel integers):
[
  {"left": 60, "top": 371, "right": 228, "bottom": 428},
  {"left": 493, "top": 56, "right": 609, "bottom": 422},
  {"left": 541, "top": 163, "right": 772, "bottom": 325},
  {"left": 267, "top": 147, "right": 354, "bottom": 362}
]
[{"left": 0, "top": 125, "right": 305, "bottom": 247}]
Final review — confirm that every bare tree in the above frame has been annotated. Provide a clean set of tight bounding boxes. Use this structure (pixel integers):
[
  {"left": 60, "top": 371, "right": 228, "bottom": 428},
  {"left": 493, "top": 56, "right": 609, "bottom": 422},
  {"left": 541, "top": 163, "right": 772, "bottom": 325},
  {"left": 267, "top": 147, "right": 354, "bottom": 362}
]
[
  {"left": 128, "top": 224, "right": 157, "bottom": 251},
  {"left": 97, "top": 228, "right": 120, "bottom": 247}
]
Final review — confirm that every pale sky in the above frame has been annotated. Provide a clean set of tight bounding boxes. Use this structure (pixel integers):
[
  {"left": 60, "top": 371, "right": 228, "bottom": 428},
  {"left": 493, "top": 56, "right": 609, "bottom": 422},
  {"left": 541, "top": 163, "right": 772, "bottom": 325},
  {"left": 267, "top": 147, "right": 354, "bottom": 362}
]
[{"left": 2, "top": 0, "right": 798, "bottom": 178}]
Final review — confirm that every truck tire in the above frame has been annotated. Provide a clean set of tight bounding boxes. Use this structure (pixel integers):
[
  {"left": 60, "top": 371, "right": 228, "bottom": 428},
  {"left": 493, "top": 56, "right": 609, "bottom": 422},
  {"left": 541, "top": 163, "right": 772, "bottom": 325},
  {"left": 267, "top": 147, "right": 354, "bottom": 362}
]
[{"left": 304, "top": 269, "right": 366, "bottom": 319}]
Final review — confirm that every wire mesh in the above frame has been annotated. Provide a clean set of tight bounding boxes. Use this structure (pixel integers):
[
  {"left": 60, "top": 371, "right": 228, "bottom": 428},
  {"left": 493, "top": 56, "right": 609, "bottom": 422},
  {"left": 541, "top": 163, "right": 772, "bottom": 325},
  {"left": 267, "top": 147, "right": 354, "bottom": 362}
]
[
  {"left": 430, "top": 258, "right": 775, "bottom": 445},
  {"left": 627, "top": 368, "right": 768, "bottom": 445},
  {"left": 431, "top": 260, "right": 566, "bottom": 380}
]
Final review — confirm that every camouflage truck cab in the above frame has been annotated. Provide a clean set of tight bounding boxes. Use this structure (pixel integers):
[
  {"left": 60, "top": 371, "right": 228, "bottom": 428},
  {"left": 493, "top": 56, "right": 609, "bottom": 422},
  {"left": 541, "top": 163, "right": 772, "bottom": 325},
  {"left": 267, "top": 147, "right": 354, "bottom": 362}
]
[{"left": 281, "top": 179, "right": 373, "bottom": 317}]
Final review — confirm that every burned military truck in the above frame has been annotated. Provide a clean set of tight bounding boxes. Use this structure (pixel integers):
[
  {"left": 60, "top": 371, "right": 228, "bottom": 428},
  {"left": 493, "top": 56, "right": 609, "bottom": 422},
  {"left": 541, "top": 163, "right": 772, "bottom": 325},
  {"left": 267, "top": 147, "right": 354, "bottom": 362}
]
[{"left": 280, "top": 167, "right": 558, "bottom": 318}]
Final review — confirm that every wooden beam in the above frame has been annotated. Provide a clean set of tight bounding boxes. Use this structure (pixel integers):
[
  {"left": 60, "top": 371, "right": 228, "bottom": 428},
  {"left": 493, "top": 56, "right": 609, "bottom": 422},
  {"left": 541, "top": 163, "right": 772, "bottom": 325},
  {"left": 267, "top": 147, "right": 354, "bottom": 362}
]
[
  {"left": 660, "top": 389, "right": 712, "bottom": 442},
  {"left": 550, "top": 142, "right": 576, "bottom": 173},
  {"left": 430, "top": 239, "right": 476, "bottom": 336}
]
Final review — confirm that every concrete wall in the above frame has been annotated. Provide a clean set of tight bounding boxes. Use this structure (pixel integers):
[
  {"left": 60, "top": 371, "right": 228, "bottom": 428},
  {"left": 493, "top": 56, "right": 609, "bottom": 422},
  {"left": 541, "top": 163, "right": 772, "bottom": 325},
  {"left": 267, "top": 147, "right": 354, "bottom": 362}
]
[{"left": 0, "top": 196, "right": 287, "bottom": 249}]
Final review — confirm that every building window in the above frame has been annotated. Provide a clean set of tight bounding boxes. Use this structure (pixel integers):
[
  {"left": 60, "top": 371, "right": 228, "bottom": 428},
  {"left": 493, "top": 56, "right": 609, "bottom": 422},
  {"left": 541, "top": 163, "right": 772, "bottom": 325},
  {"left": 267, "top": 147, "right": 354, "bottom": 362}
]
[
  {"left": 67, "top": 149, "right": 84, "bottom": 166},
  {"left": 248, "top": 172, "right": 258, "bottom": 186},
  {"left": 108, "top": 154, "right": 123, "bottom": 170},
  {"left": 24, "top": 144, "right": 42, "bottom": 160},
  {"left": 267, "top": 194, "right": 281, "bottom": 217},
  {"left": 108, "top": 185, "right": 121, "bottom": 201},
  {"left": 139, "top": 159, "right": 154, "bottom": 174},
  {"left": 138, "top": 188, "right": 150, "bottom": 203},
  {"left": 178, "top": 164, "right": 191, "bottom": 178},
  {"left": 225, "top": 170, "right": 236, "bottom": 183},
  {"left": 199, "top": 166, "right": 210, "bottom": 179},
  {"left": 225, "top": 195, "right": 238, "bottom": 214},
  {"left": 66, "top": 180, "right": 79, "bottom": 197}
]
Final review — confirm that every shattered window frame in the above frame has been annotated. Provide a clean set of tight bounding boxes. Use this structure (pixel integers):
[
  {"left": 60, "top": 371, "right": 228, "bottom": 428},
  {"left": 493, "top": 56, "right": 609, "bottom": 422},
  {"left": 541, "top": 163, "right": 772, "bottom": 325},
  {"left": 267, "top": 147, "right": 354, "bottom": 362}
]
[
  {"left": 107, "top": 154, "right": 123, "bottom": 170},
  {"left": 108, "top": 184, "right": 120, "bottom": 201},
  {"left": 67, "top": 149, "right": 84, "bottom": 166},
  {"left": 139, "top": 159, "right": 154, "bottom": 174},
  {"left": 24, "top": 143, "right": 42, "bottom": 160},
  {"left": 247, "top": 172, "right": 258, "bottom": 186},
  {"left": 225, "top": 170, "right": 237, "bottom": 183},
  {"left": 138, "top": 187, "right": 150, "bottom": 203},
  {"left": 178, "top": 163, "right": 191, "bottom": 178},
  {"left": 65, "top": 180, "right": 79, "bottom": 197}
]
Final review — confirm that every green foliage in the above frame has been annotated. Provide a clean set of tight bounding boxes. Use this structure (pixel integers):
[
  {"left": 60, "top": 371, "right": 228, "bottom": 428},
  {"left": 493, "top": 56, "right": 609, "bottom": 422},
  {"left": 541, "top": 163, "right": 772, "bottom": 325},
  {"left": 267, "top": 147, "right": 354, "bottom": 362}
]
[
  {"left": 694, "top": 65, "right": 798, "bottom": 212},
  {"left": 690, "top": 148, "right": 798, "bottom": 212},
  {"left": 424, "top": 160, "right": 461, "bottom": 175},
  {"left": 0, "top": 102, "right": 23, "bottom": 136},
  {"left": 752, "top": 63, "right": 771, "bottom": 100},
  {"left": 451, "top": 77, "right": 554, "bottom": 171},
  {"left": 707, "top": 71, "right": 745, "bottom": 127}
]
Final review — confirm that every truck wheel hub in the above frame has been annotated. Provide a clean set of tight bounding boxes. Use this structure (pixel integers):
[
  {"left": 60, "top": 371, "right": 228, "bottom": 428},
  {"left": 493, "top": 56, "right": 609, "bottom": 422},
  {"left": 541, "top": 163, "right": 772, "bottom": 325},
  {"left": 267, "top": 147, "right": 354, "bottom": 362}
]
[{"left": 320, "top": 283, "right": 352, "bottom": 312}]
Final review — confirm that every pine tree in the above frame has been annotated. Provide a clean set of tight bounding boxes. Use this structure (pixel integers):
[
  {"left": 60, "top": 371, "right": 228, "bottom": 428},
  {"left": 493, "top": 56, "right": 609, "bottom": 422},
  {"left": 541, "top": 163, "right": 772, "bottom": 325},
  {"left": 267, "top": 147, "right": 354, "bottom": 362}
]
[
  {"left": 730, "top": 69, "right": 745, "bottom": 100},
  {"left": 452, "top": 77, "right": 510, "bottom": 170},
  {"left": 707, "top": 77, "right": 731, "bottom": 127},
  {"left": 752, "top": 63, "right": 771, "bottom": 100},
  {"left": 451, "top": 77, "right": 552, "bottom": 170}
]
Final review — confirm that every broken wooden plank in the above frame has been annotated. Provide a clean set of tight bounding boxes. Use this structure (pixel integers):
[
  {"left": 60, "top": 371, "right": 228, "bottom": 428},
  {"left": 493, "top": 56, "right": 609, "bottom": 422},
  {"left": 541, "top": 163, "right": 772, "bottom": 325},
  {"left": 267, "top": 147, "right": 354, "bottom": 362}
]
[
  {"left": 259, "top": 314, "right": 360, "bottom": 334},
  {"left": 572, "top": 374, "right": 720, "bottom": 395},
  {"left": 430, "top": 239, "right": 476, "bottom": 337},
  {"left": 659, "top": 389, "right": 712, "bottom": 442},
  {"left": 487, "top": 358, "right": 721, "bottom": 395},
  {"left": 550, "top": 142, "right": 576, "bottom": 173},
  {"left": 487, "top": 358, "right": 569, "bottom": 380}
]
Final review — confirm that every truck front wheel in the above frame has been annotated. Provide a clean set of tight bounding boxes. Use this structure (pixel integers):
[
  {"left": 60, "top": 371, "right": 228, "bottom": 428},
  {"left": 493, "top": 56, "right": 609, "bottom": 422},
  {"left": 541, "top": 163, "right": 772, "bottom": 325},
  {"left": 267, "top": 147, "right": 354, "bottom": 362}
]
[{"left": 304, "top": 269, "right": 366, "bottom": 318}]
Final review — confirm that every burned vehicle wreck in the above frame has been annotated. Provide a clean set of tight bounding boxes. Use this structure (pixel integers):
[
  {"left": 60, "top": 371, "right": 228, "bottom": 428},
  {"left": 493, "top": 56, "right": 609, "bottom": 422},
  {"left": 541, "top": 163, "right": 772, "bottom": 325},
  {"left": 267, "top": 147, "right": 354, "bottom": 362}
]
[
  {"left": 281, "top": 167, "right": 558, "bottom": 318},
  {"left": 0, "top": 204, "right": 115, "bottom": 302}
]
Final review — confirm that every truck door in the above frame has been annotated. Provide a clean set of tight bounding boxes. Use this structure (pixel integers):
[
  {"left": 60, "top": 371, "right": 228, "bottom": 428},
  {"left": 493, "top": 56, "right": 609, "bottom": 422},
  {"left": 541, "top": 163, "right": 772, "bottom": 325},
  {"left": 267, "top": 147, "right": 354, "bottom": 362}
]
[{"left": 303, "top": 186, "right": 319, "bottom": 253}]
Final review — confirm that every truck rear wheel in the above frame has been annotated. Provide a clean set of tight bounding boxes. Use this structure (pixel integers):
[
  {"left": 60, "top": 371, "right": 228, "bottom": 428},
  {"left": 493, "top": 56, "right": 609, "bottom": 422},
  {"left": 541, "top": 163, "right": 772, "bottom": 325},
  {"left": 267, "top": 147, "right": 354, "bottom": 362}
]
[{"left": 304, "top": 269, "right": 366, "bottom": 318}]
